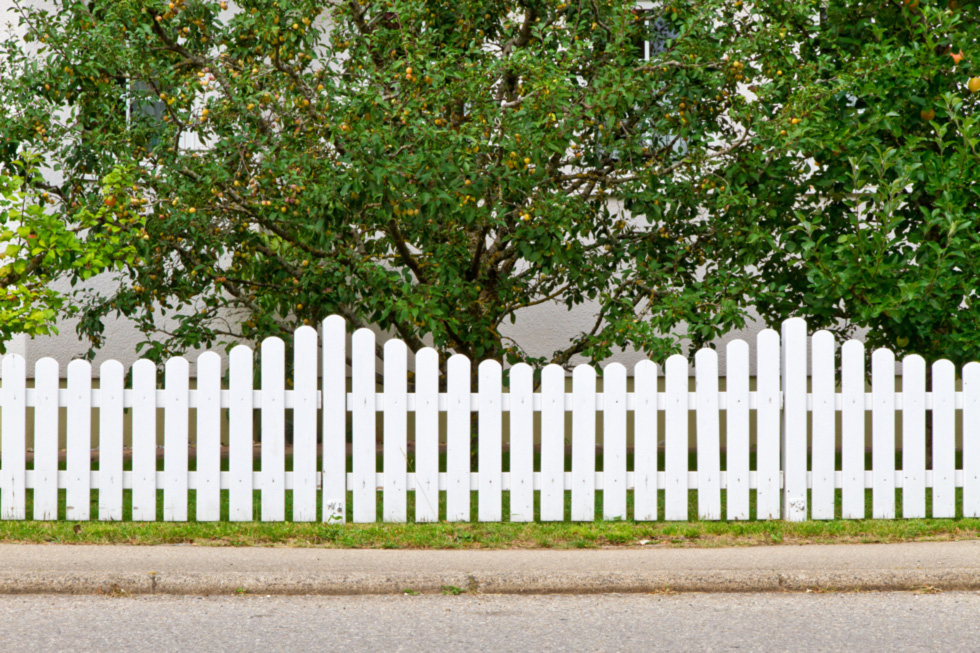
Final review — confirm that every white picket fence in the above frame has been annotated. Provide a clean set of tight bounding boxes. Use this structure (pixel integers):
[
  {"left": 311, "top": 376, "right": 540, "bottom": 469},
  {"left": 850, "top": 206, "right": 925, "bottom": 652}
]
[{"left": 0, "top": 315, "right": 978, "bottom": 523}]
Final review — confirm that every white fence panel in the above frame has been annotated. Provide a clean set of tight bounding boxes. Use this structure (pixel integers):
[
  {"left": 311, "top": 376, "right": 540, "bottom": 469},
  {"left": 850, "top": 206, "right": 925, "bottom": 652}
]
[
  {"left": 446, "top": 354, "right": 471, "bottom": 522},
  {"left": 1, "top": 354, "right": 26, "bottom": 520},
  {"left": 196, "top": 352, "right": 222, "bottom": 522},
  {"left": 571, "top": 364, "right": 596, "bottom": 522},
  {"left": 781, "top": 318, "right": 807, "bottom": 521},
  {"left": 603, "top": 363, "right": 627, "bottom": 521},
  {"left": 383, "top": 339, "right": 408, "bottom": 523},
  {"left": 163, "top": 357, "right": 189, "bottom": 522},
  {"left": 725, "top": 341, "right": 749, "bottom": 521},
  {"left": 414, "top": 348, "right": 440, "bottom": 523},
  {"left": 131, "top": 359, "right": 157, "bottom": 522},
  {"left": 932, "top": 360, "right": 956, "bottom": 518},
  {"left": 32, "top": 358, "right": 59, "bottom": 521},
  {"left": 228, "top": 345, "right": 254, "bottom": 521},
  {"left": 633, "top": 360, "right": 659, "bottom": 521},
  {"left": 964, "top": 362, "right": 980, "bottom": 518},
  {"left": 322, "top": 315, "right": 347, "bottom": 523},
  {"left": 478, "top": 360, "right": 503, "bottom": 522},
  {"left": 841, "top": 340, "right": 865, "bottom": 519},
  {"left": 292, "top": 327, "right": 319, "bottom": 522},
  {"left": 810, "top": 331, "right": 835, "bottom": 520},
  {"left": 509, "top": 363, "right": 534, "bottom": 522},
  {"left": 540, "top": 364, "right": 565, "bottom": 521},
  {"left": 352, "top": 329, "right": 377, "bottom": 523},
  {"left": 902, "top": 355, "right": 927, "bottom": 518},
  {"left": 98, "top": 360, "right": 124, "bottom": 522},
  {"left": 695, "top": 350, "right": 720, "bottom": 521},
  {"left": 4, "top": 315, "right": 980, "bottom": 526},
  {"left": 871, "top": 348, "right": 896, "bottom": 520},
  {"left": 756, "top": 329, "right": 780, "bottom": 520},
  {"left": 66, "top": 360, "right": 92, "bottom": 521},
  {"left": 665, "top": 354, "right": 688, "bottom": 521}
]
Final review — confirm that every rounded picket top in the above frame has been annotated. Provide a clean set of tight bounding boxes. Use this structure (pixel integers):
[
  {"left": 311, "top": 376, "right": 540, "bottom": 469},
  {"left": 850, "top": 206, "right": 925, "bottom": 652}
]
[
  {"left": 197, "top": 350, "right": 221, "bottom": 367},
  {"left": 165, "top": 355, "right": 190, "bottom": 375},
  {"left": 66, "top": 358, "right": 92, "bottom": 376},
  {"left": 603, "top": 361, "right": 626, "bottom": 377},
  {"left": 294, "top": 324, "right": 318, "bottom": 342},
  {"left": 872, "top": 346, "right": 895, "bottom": 367},
  {"left": 34, "top": 357, "right": 59, "bottom": 378},
  {"left": 447, "top": 352, "right": 471, "bottom": 377},
  {"left": 542, "top": 363, "right": 565, "bottom": 385},
  {"left": 415, "top": 346, "right": 439, "bottom": 371},
  {"left": 99, "top": 359, "right": 125, "bottom": 383},
  {"left": 726, "top": 338, "right": 749, "bottom": 358},
  {"left": 964, "top": 361, "right": 980, "bottom": 386},
  {"left": 665, "top": 353, "right": 688, "bottom": 376},
  {"left": 811, "top": 329, "right": 835, "bottom": 351},
  {"left": 757, "top": 327, "right": 779, "bottom": 351},
  {"left": 933, "top": 358, "right": 955, "bottom": 378},
  {"left": 478, "top": 357, "right": 502, "bottom": 379},
  {"left": 230, "top": 343, "right": 254, "bottom": 358},
  {"left": 508, "top": 361, "right": 533, "bottom": 381},
  {"left": 384, "top": 337, "right": 407, "bottom": 358},
  {"left": 634, "top": 358, "right": 658, "bottom": 376},
  {"left": 781, "top": 316, "right": 807, "bottom": 339},
  {"left": 572, "top": 362, "right": 596, "bottom": 383},
  {"left": 261, "top": 335, "right": 285, "bottom": 356},
  {"left": 841, "top": 337, "right": 864, "bottom": 358},
  {"left": 132, "top": 358, "right": 157, "bottom": 375},
  {"left": 352, "top": 327, "right": 376, "bottom": 351},
  {"left": 902, "top": 352, "right": 926, "bottom": 370},
  {"left": 1, "top": 351, "right": 25, "bottom": 376},
  {"left": 694, "top": 347, "right": 718, "bottom": 368}
]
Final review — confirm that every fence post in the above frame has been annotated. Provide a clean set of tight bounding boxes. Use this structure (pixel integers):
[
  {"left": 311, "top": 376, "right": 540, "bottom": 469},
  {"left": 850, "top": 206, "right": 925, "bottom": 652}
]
[{"left": 781, "top": 318, "right": 807, "bottom": 521}]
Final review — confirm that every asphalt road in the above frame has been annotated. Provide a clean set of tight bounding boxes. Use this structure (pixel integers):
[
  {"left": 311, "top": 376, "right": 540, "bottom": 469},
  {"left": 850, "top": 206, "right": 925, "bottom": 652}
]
[{"left": 1, "top": 592, "right": 978, "bottom": 652}]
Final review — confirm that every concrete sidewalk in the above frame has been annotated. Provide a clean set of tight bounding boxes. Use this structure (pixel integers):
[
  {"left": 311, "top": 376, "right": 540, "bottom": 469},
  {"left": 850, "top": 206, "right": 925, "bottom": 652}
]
[{"left": 0, "top": 541, "right": 978, "bottom": 595}]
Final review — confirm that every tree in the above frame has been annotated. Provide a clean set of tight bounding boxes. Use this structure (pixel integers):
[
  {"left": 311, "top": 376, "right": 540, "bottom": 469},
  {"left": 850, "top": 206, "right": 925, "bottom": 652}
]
[
  {"left": 5, "top": 0, "right": 980, "bottom": 369},
  {"left": 0, "top": 0, "right": 793, "bottom": 367},
  {"left": 739, "top": 0, "right": 980, "bottom": 366}
]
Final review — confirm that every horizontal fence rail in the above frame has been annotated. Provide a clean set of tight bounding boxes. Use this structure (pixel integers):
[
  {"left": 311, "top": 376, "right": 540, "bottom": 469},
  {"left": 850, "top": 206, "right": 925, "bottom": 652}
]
[{"left": 0, "top": 316, "right": 978, "bottom": 523}]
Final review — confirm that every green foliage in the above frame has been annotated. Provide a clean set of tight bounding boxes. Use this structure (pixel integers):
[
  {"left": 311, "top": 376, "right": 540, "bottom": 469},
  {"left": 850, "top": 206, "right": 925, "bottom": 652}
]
[
  {"left": 3, "top": 0, "right": 980, "bottom": 366},
  {"left": 0, "top": 158, "right": 144, "bottom": 349}
]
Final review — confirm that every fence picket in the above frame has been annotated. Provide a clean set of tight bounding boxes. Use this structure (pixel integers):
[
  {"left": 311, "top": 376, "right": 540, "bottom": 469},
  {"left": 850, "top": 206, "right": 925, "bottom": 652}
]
[
  {"left": 66, "top": 360, "right": 92, "bottom": 521},
  {"left": 603, "top": 363, "right": 627, "bottom": 521},
  {"left": 163, "top": 357, "right": 189, "bottom": 522},
  {"left": 322, "top": 315, "right": 347, "bottom": 523},
  {"left": 633, "top": 360, "right": 659, "bottom": 521},
  {"left": 871, "top": 348, "right": 896, "bottom": 519},
  {"left": 932, "top": 360, "right": 956, "bottom": 518},
  {"left": 131, "top": 360, "right": 157, "bottom": 522},
  {"left": 571, "top": 364, "right": 596, "bottom": 521},
  {"left": 229, "top": 345, "right": 254, "bottom": 521},
  {"left": 695, "top": 349, "right": 720, "bottom": 521},
  {"left": 0, "top": 354, "right": 26, "bottom": 520},
  {"left": 196, "top": 352, "right": 222, "bottom": 522},
  {"left": 901, "top": 355, "right": 926, "bottom": 518},
  {"left": 726, "top": 341, "right": 749, "bottom": 521},
  {"left": 509, "top": 363, "right": 534, "bottom": 522},
  {"left": 260, "top": 338, "right": 286, "bottom": 522},
  {"left": 352, "top": 329, "right": 377, "bottom": 523},
  {"left": 479, "top": 360, "right": 503, "bottom": 522},
  {"left": 810, "top": 331, "right": 836, "bottom": 520},
  {"left": 756, "top": 329, "right": 780, "bottom": 520},
  {"left": 665, "top": 354, "right": 688, "bottom": 521},
  {"left": 540, "top": 364, "right": 565, "bottom": 521},
  {"left": 841, "top": 340, "right": 865, "bottom": 519},
  {"left": 963, "top": 362, "right": 980, "bottom": 517},
  {"left": 98, "top": 361, "right": 124, "bottom": 521},
  {"left": 292, "top": 327, "right": 318, "bottom": 522},
  {"left": 383, "top": 339, "right": 408, "bottom": 523},
  {"left": 414, "top": 348, "right": 440, "bottom": 523},
  {"left": 447, "top": 354, "right": 471, "bottom": 522},
  {"left": 781, "top": 318, "right": 807, "bottom": 521},
  {"left": 32, "top": 358, "right": 59, "bottom": 521}
]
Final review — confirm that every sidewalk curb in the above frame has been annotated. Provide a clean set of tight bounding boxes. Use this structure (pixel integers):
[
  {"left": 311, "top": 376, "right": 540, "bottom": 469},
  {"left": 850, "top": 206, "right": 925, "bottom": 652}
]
[{"left": 2, "top": 569, "right": 979, "bottom": 595}]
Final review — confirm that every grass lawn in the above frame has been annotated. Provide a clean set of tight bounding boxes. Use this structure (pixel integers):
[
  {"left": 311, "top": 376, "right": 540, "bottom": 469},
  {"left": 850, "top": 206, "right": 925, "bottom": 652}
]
[{"left": 0, "top": 488, "right": 977, "bottom": 548}]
